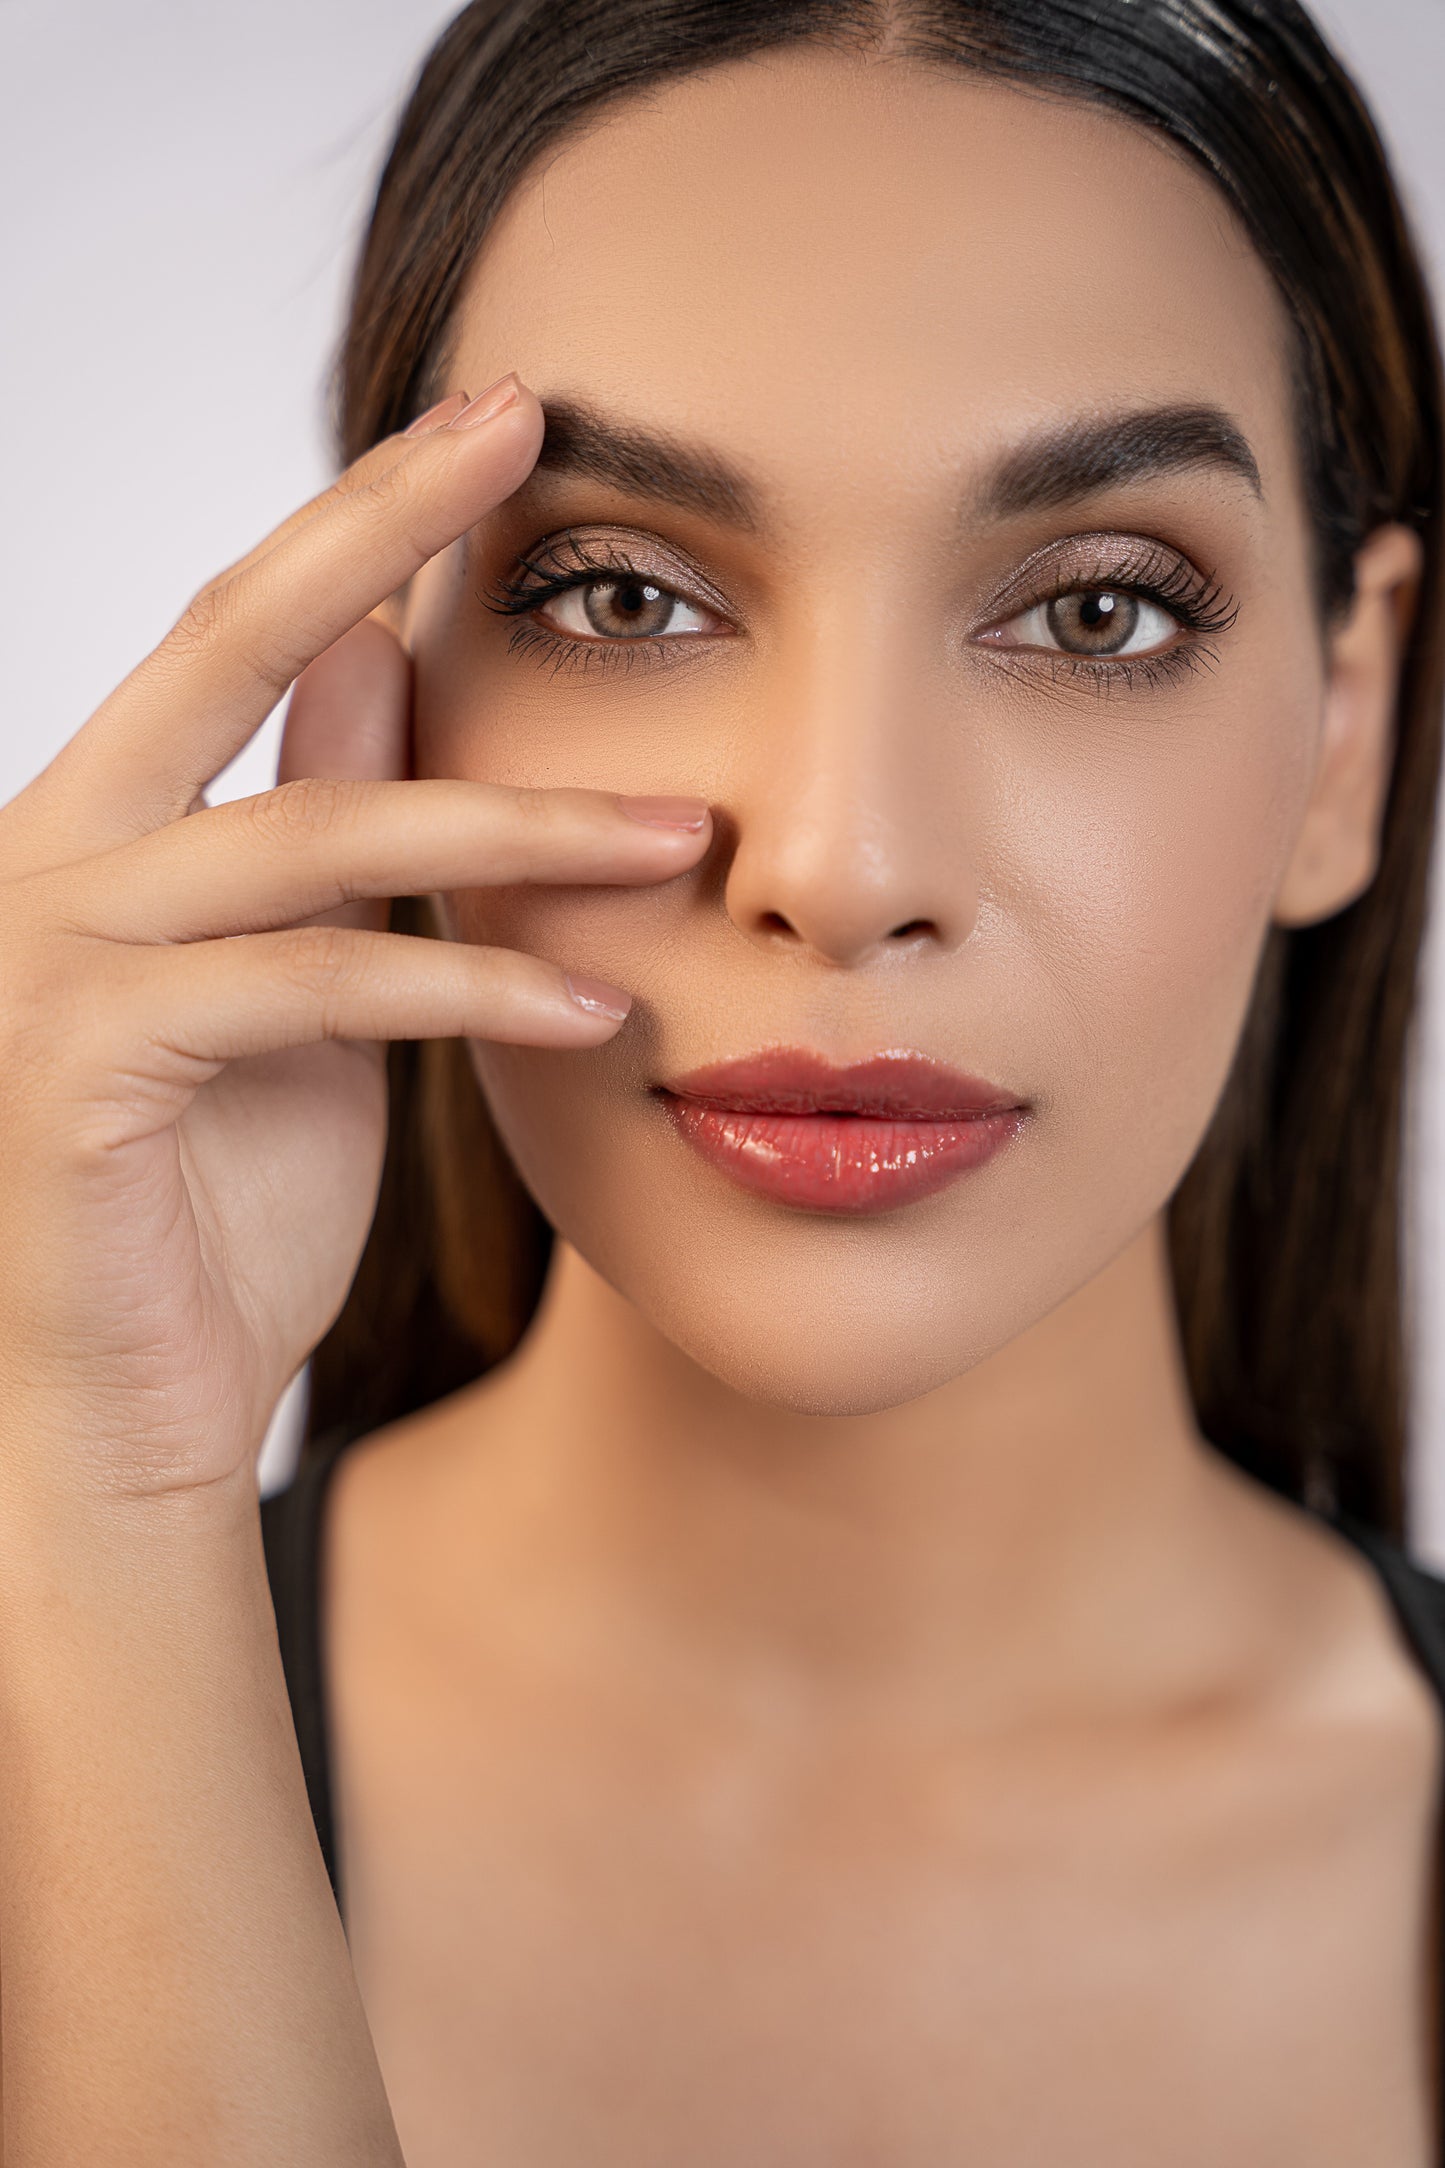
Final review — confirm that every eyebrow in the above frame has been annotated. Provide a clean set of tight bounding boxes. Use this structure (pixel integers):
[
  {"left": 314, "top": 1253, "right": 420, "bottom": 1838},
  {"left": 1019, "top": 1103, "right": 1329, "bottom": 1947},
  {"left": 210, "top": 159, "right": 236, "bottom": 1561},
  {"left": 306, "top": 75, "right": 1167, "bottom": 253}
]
[
  {"left": 533, "top": 398, "right": 765, "bottom": 534},
  {"left": 977, "top": 404, "right": 1264, "bottom": 518},
  {"left": 526, "top": 396, "right": 1263, "bottom": 536}
]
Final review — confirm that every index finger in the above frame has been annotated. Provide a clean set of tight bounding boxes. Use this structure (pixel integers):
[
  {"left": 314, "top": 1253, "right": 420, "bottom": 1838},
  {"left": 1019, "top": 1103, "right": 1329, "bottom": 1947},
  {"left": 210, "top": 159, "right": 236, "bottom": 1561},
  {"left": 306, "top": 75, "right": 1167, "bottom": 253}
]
[{"left": 61, "top": 375, "right": 541, "bottom": 844}]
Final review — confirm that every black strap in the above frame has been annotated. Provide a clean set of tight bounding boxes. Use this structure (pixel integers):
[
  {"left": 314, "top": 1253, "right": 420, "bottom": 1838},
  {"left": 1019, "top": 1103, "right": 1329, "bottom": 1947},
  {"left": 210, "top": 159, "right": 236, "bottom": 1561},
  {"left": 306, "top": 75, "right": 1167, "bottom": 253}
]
[
  {"left": 1330, "top": 1510, "right": 1445, "bottom": 2159},
  {"left": 259, "top": 1440, "right": 1445, "bottom": 2142}
]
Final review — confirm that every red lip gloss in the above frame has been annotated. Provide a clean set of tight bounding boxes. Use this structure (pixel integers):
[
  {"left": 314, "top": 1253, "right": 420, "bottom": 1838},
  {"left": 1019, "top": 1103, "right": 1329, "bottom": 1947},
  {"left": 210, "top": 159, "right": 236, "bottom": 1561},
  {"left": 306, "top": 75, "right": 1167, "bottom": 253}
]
[{"left": 656, "top": 1048, "right": 1028, "bottom": 1215}]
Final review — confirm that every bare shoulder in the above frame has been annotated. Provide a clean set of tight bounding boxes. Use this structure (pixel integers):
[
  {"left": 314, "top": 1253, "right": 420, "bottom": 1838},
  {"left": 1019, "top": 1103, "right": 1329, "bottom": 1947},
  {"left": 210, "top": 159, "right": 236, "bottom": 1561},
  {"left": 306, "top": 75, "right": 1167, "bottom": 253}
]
[
  {"left": 321, "top": 1368, "right": 522, "bottom": 1599},
  {"left": 1200, "top": 1456, "right": 1444, "bottom": 1838}
]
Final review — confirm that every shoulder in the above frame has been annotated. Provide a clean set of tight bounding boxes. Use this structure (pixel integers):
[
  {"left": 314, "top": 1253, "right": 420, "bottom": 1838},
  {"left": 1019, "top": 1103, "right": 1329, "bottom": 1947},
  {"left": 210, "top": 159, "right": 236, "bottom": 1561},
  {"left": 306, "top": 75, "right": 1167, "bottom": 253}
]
[
  {"left": 259, "top": 1388, "right": 485, "bottom": 1593},
  {"left": 1329, "top": 1511, "right": 1445, "bottom": 1702}
]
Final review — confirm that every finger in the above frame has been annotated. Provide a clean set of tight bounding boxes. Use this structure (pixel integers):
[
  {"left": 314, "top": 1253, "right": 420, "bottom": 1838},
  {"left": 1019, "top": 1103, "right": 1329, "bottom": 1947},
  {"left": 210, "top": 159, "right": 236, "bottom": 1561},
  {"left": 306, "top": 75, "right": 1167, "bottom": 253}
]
[
  {"left": 59, "top": 376, "right": 542, "bottom": 843},
  {"left": 5, "top": 452, "right": 442, "bottom": 888},
  {"left": 277, "top": 620, "right": 410, "bottom": 794},
  {"left": 59, "top": 782, "right": 713, "bottom": 946},
  {"left": 273, "top": 617, "right": 412, "bottom": 933},
  {"left": 206, "top": 396, "right": 472, "bottom": 596},
  {"left": 106, "top": 926, "right": 633, "bottom": 1089},
  {"left": 0, "top": 427, "right": 458, "bottom": 887}
]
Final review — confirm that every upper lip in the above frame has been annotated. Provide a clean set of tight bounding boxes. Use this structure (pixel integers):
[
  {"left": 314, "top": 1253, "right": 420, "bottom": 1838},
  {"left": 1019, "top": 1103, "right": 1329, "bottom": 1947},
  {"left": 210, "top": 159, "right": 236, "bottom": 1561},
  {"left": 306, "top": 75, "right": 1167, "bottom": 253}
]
[{"left": 655, "top": 1047, "right": 1026, "bottom": 1120}]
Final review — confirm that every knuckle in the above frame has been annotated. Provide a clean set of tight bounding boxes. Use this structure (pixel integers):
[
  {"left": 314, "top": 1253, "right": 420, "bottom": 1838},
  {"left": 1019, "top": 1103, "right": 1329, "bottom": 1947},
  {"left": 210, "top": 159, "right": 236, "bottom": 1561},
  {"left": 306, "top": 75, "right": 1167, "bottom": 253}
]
[
  {"left": 166, "top": 574, "right": 320, "bottom": 701},
  {"left": 347, "top": 457, "right": 436, "bottom": 560},
  {"left": 510, "top": 784, "right": 555, "bottom": 831},
  {"left": 243, "top": 774, "right": 361, "bottom": 848},
  {"left": 351, "top": 452, "right": 415, "bottom": 523},
  {"left": 0, "top": 927, "right": 109, "bottom": 1100},
  {"left": 169, "top": 574, "right": 234, "bottom": 655},
  {"left": 281, "top": 922, "right": 360, "bottom": 1000}
]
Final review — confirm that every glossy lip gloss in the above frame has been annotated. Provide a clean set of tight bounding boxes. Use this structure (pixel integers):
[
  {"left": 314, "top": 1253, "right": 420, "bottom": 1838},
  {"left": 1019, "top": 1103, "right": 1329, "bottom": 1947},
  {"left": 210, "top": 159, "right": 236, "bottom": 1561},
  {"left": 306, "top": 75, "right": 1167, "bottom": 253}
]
[{"left": 654, "top": 1047, "right": 1029, "bottom": 1215}]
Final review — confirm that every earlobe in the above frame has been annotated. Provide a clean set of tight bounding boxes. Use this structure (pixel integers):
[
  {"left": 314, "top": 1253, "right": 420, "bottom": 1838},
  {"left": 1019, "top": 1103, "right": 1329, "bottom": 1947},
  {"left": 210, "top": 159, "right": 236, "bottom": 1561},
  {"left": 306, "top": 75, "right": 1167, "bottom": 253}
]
[{"left": 1272, "top": 522, "right": 1423, "bottom": 929}]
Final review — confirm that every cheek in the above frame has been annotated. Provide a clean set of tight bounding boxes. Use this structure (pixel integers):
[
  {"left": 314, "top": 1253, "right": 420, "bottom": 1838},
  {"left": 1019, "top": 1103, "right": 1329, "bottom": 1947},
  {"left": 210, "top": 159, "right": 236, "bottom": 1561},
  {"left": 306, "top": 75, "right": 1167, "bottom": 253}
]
[
  {"left": 418, "top": 578, "right": 1331, "bottom": 1412},
  {"left": 1007, "top": 663, "right": 1322, "bottom": 1194},
  {"left": 445, "top": 881, "right": 678, "bottom": 991}
]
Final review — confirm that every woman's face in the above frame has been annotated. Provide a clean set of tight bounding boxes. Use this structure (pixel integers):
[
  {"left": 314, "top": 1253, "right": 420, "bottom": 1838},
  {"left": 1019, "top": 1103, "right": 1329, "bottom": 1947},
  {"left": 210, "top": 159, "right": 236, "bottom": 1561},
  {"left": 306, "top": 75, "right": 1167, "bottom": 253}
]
[{"left": 401, "top": 50, "right": 1383, "bottom": 1413}]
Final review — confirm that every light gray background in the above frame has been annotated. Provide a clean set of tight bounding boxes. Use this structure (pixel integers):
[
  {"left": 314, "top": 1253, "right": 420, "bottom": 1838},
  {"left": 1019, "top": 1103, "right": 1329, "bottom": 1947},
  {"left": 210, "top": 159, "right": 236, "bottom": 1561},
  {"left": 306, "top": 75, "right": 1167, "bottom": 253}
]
[{"left": 4, "top": 0, "right": 1445, "bottom": 1536}]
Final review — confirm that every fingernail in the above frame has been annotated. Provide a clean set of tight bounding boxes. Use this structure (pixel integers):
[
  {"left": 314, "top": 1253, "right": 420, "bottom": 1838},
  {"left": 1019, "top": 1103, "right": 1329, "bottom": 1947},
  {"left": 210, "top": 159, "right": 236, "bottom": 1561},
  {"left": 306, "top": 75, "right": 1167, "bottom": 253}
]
[
  {"left": 615, "top": 794, "right": 710, "bottom": 831},
  {"left": 403, "top": 392, "right": 469, "bottom": 437},
  {"left": 565, "top": 972, "right": 632, "bottom": 1021},
  {"left": 446, "top": 373, "right": 522, "bottom": 430}
]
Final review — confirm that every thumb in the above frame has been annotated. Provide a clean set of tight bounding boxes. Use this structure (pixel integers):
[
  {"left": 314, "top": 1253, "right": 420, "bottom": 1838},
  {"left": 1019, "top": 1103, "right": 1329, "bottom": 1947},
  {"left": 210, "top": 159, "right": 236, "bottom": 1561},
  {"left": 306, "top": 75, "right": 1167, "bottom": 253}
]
[{"left": 275, "top": 613, "right": 412, "bottom": 931}]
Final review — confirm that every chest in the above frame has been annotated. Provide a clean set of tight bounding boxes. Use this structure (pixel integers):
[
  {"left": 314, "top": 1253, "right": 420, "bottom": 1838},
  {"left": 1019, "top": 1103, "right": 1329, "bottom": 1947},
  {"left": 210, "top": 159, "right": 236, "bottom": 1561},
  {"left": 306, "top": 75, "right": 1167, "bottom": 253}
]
[{"left": 328, "top": 1645, "right": 1439, "bottom": 2168}]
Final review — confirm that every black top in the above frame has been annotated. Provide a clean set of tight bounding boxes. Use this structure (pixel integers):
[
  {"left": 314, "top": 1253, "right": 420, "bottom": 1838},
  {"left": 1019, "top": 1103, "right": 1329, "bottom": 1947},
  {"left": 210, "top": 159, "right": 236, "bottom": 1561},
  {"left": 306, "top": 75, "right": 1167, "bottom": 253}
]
[{"left": 262, "top": 1419, "right": 1445, "bottom": 2142}]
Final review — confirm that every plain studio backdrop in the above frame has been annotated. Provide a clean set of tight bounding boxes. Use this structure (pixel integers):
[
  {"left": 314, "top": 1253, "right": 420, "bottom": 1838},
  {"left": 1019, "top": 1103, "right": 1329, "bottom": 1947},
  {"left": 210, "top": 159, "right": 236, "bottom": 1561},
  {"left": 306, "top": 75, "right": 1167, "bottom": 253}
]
[{"left": 4, "top": 0, "right": 1445, "bottom": 1540}]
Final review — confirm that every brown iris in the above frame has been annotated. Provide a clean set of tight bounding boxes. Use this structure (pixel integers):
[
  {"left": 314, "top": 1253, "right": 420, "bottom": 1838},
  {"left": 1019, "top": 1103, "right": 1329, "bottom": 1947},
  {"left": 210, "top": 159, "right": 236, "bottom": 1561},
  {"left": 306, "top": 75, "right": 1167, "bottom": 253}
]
[
  {"left": 1045, "top": 589, "right": 1140, "bottom": 655},
  {"left": 580, "top": 578, "right": 675, "bottom": 637}
]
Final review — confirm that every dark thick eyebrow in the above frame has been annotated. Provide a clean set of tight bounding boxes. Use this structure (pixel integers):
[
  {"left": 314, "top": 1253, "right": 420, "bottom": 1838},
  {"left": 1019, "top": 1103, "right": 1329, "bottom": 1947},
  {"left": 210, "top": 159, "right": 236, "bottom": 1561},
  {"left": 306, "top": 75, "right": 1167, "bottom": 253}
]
[
  {"left": 533, "top": 397, "right": 764, "bottom": 534},
  {"left": 978, "top": 404, "right": 1264, "bottom": 519},
  {"left": 524, "top": 395, "right": 1263, "bottom": 539}
]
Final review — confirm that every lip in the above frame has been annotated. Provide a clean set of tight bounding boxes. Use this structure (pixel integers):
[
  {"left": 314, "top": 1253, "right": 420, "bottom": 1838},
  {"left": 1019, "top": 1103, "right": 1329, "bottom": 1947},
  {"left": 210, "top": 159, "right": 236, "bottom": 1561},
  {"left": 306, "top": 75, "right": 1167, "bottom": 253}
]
[{"left": 654, "top": 1047, "right": 1028, "bottom": 1215}]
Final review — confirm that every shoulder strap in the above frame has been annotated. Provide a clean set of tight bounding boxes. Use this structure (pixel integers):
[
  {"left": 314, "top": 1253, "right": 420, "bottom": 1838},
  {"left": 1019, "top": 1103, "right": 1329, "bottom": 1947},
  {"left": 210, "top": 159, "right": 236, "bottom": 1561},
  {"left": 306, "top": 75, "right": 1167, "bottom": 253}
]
[
  {"left": 260, "top": 1423, "right": 359, "bottom": 1912},
  {"left": 1330, "top": 1508, "right": 1445, "bottom": 2148},
  {"left": 1332, "top": 1511, "right": 1445, "bottom": 1697}
]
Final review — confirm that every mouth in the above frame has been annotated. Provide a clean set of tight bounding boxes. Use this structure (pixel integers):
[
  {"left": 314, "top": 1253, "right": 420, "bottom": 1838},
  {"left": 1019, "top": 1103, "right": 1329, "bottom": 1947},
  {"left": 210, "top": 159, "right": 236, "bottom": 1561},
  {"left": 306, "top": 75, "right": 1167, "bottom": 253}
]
[{"left": 653, "top": 1047, "right": 1029, "bottom": 1215}]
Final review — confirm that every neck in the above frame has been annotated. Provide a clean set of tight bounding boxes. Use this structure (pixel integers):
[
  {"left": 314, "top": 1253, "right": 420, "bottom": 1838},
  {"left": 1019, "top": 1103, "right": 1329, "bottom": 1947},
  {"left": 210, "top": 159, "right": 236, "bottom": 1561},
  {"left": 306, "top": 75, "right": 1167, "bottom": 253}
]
[{"left": 448, "top": 1218, "right": 1259, "bottom": 1721}]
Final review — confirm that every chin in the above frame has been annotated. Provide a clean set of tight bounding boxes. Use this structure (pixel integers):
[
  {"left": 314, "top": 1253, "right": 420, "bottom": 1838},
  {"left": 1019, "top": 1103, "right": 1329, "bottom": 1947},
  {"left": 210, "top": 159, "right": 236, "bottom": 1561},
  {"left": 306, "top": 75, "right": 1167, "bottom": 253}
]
[{"left": 570, "top": 1192, "right": 1048, "bottom": 1417}]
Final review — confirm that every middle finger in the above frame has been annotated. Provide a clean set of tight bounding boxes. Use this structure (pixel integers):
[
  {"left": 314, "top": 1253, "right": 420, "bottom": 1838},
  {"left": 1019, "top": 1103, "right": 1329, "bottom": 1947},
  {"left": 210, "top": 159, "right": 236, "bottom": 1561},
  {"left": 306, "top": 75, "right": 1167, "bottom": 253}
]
[{"left": 55, "top": 780, "right": 715, "bottom": 946}]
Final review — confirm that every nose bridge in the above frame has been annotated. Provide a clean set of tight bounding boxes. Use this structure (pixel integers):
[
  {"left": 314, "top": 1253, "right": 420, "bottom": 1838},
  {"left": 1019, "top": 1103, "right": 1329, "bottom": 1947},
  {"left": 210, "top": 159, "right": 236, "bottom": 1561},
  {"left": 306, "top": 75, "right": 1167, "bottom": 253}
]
[{"left": 722, "top": 591, "right": 980, "bottom": 965}]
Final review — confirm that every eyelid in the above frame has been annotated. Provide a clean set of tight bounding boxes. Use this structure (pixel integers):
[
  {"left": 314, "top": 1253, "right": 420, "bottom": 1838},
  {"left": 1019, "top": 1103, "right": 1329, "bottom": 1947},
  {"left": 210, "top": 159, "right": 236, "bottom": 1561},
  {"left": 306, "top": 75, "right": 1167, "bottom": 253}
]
[
  {"left": 969, "top": 530, "right": 1237, "bottom": 645},
  {"left": 484, "top": 523, "right": 736, "bottom": 622},
  {"left": 974, "top": 528, "right": 1207, "bottom": 614}
]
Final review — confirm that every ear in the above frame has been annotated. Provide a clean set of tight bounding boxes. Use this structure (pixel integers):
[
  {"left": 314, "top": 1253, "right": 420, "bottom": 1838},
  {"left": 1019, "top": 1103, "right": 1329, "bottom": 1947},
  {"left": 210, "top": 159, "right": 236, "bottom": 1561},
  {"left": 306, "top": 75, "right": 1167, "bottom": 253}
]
[{"left": 1273, "top": 522, "right": 1423, "bottom": 927}]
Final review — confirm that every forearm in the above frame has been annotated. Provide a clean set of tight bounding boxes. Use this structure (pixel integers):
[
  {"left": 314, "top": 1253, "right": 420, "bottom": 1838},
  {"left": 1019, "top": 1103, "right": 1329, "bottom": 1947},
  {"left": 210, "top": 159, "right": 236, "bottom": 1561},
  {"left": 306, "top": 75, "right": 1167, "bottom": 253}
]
[{"left": 0, "top": 1448, "right": 402, "bottom": 2168}]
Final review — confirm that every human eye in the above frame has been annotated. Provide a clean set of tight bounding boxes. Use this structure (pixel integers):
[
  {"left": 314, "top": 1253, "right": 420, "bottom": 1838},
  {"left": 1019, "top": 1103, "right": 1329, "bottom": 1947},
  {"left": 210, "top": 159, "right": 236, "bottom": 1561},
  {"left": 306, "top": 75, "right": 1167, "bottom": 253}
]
[
  {"left": 480, "top": 528, "right": 734, "bottom": 677},
  {"left": 974, "top": 533, "right": 1240, "bottom": 690}
]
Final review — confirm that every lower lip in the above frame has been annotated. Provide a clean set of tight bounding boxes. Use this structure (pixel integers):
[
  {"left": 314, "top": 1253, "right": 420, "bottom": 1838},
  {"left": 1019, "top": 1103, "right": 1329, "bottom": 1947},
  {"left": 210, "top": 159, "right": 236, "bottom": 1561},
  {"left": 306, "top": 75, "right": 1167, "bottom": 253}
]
[{"left": 660, "top": 1099, "right": 1025, "bottom": 1214}]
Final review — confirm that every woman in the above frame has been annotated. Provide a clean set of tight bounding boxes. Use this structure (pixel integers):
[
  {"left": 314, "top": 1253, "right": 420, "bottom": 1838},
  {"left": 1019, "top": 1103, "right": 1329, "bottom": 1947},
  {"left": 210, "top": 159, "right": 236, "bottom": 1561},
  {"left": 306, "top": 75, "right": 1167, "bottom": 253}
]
[{"left": 1, "top": 0, "right": 1442, "bottom": 2159}]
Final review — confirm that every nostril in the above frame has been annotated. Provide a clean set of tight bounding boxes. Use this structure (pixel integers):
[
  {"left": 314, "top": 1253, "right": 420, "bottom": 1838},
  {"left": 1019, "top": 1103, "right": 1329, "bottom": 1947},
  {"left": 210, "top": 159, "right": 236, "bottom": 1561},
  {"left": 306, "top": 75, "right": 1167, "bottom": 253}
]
[{"left": 889, "top": 919, "right": 934, "bottom": 941}]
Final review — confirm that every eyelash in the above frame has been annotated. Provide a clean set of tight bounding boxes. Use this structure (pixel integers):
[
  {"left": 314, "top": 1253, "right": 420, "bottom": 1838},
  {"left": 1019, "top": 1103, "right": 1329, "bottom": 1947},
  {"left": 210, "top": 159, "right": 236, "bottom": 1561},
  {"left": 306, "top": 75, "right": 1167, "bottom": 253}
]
[
  {"left": 986, "top": 539, "right": 1239, "bottom": 693},
  {"left": 480, "top": 530, "right": 1239, "bottom": 690},
  {"left": 482, "top": 535, "right": 700, "bottom": 680}
]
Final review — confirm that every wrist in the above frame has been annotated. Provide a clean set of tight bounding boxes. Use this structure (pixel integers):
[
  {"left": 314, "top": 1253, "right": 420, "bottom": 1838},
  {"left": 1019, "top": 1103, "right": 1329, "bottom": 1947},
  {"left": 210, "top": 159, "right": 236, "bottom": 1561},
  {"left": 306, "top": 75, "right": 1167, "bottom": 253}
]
[
  {"left": 0, "top": 1378, "right": 261, "bottom": 1531},
  {"left": 0, "top": 1447, "right": 264, "bottom": 1687}
]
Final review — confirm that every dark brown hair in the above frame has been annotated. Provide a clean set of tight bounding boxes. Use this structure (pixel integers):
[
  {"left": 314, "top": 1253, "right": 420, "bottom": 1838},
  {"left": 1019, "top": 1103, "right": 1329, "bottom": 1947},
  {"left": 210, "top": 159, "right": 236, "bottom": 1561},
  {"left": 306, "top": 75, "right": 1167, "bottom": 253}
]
[{"left": 307, "top": 0, "right": 1445, "bottom": 1539}]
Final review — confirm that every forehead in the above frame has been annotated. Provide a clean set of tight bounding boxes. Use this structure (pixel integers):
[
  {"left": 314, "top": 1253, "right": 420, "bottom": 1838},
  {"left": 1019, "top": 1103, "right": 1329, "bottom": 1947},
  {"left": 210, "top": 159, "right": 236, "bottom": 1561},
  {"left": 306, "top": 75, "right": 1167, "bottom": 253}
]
[{"left": 454, "top": 47, "right": 1297, "bottom": 516}]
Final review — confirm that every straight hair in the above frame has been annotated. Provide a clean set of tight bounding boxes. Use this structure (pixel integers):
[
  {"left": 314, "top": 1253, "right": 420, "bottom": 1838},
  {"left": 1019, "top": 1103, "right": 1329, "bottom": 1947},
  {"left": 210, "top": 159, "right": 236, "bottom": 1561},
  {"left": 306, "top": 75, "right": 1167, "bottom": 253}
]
[{"left": 307, "top": 0, "right": 1445, "bottom": 1539}]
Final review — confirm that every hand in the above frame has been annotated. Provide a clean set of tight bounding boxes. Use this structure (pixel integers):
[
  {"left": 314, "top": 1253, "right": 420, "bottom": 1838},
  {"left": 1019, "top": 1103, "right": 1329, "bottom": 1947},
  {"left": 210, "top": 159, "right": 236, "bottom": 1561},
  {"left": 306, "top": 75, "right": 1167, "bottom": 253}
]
[{"left": 0, "top": 378, "right": 712, "bottom": 1503}]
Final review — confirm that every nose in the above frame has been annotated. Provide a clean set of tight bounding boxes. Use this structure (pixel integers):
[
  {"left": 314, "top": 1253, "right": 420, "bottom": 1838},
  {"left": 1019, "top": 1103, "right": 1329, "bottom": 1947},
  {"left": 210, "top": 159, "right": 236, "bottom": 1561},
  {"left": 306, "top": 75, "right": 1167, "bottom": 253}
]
[{"left": 721, "top": 606, "right": 981, "bottom": 967}]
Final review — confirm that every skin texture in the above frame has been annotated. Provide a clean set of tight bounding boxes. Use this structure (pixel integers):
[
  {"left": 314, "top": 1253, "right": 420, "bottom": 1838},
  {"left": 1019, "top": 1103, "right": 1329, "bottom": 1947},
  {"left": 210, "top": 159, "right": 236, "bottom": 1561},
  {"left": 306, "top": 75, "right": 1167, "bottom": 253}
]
[
  {"left": 406, "top": 53, "right": 1410, "bottom": 1415},
  {"left": 0, "top": 372, "right": 681, "bottom": 2158},
  {"left": 0, "top": 38, "right": 1433, "bottom": 2168},
  {"left": 308, "top": 48, "right": 1438, "bottom": 2168}
]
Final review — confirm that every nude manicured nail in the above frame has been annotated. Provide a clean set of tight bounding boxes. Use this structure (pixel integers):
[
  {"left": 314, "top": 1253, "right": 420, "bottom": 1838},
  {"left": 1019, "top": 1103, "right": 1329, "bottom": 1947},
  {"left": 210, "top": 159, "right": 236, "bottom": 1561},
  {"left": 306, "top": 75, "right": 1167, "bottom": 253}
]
[
  {"left": 446, "top": 373, "right": 522, "bottom": 430},
  {"left": 615, "top": 794, "right": 710, "bottom": 831},
  {"left": 565, "top": 973, "right": 633, "bottom": 1021},
  {"left": 403, "top": 392, "right": 468, "bottom": 436}
]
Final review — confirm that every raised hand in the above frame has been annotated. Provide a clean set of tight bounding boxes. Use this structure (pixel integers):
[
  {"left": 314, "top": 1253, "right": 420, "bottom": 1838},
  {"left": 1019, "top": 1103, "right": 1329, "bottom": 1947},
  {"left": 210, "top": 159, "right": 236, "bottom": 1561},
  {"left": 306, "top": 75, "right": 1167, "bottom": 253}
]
[{"left": 0, "top": 377, "right": 712, "bottom": 1502}]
